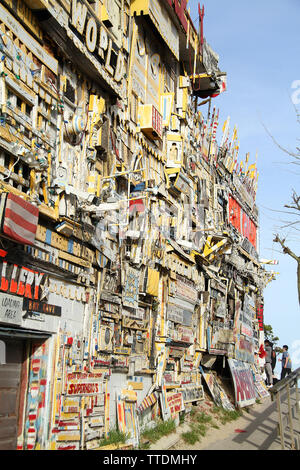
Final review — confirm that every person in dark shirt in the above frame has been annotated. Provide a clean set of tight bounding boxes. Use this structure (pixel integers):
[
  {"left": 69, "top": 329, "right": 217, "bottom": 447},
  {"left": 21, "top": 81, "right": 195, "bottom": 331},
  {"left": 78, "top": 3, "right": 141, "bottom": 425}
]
[
  {"left": 269, "top": 341, "right": 277, "bottom": 373},
  {"left": 264, "top": 340, "right": 273, "bottom": 387}
]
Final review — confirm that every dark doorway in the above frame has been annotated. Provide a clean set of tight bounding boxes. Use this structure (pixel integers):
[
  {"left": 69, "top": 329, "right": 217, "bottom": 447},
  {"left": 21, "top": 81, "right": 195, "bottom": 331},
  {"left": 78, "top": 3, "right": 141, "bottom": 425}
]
[{"left": 0, "top": 337, "right": 26, "bottom": 450}]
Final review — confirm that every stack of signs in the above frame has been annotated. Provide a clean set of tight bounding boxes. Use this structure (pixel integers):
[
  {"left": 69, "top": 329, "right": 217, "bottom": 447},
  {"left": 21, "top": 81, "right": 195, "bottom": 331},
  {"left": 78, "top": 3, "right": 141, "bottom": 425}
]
[
  {"left": 159, "top": 381, "right": 171, "bottom": 421},
  {"left": 251, "top": 364, "right": 269, "bottom": 399},
  {"left": 200, "top": 367, "right": 235, "bottom": 411},
  {"left": 116, "top": 390, "right": 139, "bottom": 447}
]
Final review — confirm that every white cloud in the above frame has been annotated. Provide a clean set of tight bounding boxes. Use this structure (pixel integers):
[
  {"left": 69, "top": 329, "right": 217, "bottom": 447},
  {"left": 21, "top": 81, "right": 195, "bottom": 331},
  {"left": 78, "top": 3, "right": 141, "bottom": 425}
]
[{"left": 290, "top": 340, "right": 300, "bottom": 368}]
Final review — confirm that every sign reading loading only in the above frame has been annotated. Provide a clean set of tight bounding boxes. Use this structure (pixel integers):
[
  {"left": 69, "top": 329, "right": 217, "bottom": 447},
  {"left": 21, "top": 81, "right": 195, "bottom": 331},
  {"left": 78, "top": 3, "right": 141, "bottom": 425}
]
[{"left": 0, "top": 292, "right": 23, "bottom": 326}]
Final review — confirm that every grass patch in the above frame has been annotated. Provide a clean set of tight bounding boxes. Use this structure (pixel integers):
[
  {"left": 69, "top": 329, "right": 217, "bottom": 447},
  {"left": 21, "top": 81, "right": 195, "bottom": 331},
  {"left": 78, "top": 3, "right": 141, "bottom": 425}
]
[
  {"left": 98, "top": 429, "right": 127, "bottom": 448},
  {"left": 179, "top": 411, "right": 186, "bottom": 425},
  {"left": 210, "top": 405, "right": 243, "bottom": 424},
  {"left": 195, "top": 411, "right": 213, "bottom": 425},
  {"left": 219, "top": 408, "right": 243, "bottom": 425},
  {"left": 181, "top": 429, "right": 199, "bottom": 445},
  {"left": 181, "top": 411, "right": 213, "bottom": 445},
  {"left": 141, "top": 419, "right": 176, "bottom": 444}
]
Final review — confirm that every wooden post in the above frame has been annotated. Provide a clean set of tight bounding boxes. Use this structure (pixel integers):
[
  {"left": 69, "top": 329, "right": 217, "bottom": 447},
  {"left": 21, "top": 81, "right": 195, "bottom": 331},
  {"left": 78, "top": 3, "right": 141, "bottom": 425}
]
[
  {"left": 286, "top": 384, "right": 295, "bottom": 450},
  {"left": 277, "top": 391, "right": 286, "bottom": 450}
]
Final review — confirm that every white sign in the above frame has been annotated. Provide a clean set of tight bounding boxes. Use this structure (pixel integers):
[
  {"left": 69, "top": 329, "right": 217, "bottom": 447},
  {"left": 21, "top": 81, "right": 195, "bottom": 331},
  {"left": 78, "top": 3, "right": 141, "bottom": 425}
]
[{"left": 0, "top": 292, "right": 23, "bottom": 326}]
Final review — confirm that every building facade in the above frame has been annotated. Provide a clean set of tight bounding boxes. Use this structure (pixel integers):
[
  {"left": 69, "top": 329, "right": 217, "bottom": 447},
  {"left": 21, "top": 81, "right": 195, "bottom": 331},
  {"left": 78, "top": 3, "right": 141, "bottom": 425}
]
[{"left": 0, "top": 0, "right": 273, "bottom": 450}]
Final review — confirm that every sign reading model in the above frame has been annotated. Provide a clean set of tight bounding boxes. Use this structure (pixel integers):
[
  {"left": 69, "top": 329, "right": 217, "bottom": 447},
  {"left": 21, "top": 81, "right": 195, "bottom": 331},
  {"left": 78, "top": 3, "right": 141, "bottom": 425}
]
[{"left": 70, "top": 0, "right": 124, "bottom": 83}]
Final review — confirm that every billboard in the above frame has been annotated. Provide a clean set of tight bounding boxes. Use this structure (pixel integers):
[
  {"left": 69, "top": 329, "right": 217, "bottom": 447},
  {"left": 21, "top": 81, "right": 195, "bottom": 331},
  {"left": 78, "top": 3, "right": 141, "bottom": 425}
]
[{"left": 228, "top": 359, "right": 256, "bottom": 407}]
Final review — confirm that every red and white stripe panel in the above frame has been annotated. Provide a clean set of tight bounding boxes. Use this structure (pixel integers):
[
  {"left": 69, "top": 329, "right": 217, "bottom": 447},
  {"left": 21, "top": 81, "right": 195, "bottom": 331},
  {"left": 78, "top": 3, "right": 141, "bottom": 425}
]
[{"left": 2, "top": 193, "right": 39, "bottom": 245}]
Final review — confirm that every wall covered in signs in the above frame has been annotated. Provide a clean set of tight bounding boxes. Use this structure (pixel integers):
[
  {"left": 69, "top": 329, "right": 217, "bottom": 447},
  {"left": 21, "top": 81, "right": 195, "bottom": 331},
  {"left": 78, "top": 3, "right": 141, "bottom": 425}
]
[{"left": 0, "top": 0, "right": 272, "bottom": 450}]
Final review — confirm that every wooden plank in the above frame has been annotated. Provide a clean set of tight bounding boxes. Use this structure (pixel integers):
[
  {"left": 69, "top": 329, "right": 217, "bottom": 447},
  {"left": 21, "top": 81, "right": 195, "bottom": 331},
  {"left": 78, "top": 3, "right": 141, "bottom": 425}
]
[{"left": 58, "top": 250, "right": 91, "bottom": 268}]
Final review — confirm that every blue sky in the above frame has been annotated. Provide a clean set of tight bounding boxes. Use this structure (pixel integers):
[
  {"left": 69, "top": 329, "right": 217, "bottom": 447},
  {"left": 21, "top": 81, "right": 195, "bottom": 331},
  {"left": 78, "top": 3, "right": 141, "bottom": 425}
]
[{"left": 189, "top": 0, "right": 300, "bottom": 373}]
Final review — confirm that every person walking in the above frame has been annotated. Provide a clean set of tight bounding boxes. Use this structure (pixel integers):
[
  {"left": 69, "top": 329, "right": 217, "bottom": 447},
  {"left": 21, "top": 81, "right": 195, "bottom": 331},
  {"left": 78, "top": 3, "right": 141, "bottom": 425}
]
[
  {"left": 279, "top": 345, "right": 292, "bottom": 380},
  {"left": 264, "top": 340, "right": 273, "bottom": 387},
  {"left": 270, "top": 341, "right": 277, "bottom": 374}
]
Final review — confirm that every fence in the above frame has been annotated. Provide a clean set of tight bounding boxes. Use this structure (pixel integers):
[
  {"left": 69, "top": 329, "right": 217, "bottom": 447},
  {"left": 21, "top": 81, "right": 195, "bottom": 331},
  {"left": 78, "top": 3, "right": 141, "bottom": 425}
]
[{"left": 269, "top": 367, "right": 300, "bottom": 450}]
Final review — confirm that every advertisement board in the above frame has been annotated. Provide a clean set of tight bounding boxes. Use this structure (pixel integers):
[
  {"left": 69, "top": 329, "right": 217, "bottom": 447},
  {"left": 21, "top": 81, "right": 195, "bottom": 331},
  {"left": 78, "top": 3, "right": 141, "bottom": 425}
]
[{"left": 228, "top": 359, "right": 256, "bottom": 407}]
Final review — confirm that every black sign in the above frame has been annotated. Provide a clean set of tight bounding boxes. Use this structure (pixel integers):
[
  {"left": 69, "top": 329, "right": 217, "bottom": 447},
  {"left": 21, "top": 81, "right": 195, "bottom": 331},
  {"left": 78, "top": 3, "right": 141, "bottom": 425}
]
[{"left": 23, "top": 298, "right": 61, "bottom": 316}]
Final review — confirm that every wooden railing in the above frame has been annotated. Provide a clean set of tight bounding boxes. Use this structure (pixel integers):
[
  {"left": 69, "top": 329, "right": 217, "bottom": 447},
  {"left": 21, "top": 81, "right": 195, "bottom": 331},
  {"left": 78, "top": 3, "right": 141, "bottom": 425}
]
[{"left": 269, "top": 367, "right": 300, "bottom": 450}]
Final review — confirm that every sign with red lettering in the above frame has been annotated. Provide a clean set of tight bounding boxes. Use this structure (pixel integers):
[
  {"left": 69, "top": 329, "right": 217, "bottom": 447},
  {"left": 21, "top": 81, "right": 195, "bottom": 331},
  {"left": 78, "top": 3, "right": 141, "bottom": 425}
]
[
  {"left": 66, "top": 372, "right": 105, "bottom": 396},
  {"left": 256, "top": 304, "right": 264, "bottom": 331},
  {"left": 228, "top": 359, "right": 256, "bottom": 407},
  {"left": 166, "top": 391, "right": 184, "bottom": 416}
]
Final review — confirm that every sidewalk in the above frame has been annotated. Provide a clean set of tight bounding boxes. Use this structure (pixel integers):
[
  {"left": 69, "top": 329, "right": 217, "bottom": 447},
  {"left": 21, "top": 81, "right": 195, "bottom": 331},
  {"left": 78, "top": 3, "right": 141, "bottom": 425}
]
[
  {"left": 198, "top": 397, "right": 282, "bottom": 450},
  {"left": 149, "top": 397, "right": 284, "bottom": 451}
]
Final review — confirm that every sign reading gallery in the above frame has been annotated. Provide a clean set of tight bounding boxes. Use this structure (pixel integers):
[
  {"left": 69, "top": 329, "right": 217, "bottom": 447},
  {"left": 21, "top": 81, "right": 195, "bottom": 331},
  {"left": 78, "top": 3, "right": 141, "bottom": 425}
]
[{"left": 0, "top": 257, "right": 46, "bottom": 301}]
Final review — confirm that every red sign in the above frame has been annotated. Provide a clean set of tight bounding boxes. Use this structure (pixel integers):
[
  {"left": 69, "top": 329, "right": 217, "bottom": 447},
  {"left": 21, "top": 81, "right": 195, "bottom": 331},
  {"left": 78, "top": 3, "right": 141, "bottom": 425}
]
[
  {"left": 164, "top": 0, "right": 188, "bottom": 33},
  {"left": 0, "top": 259, "right": 45, "bottom": 300},
  {"left": 228, "top": 194, "right": 257, "bottom": 249},
  {"left": 257, "top": 304, "right": 264, "bottom": 331},
  {"left": 152, "top": 105, "right": 163, "bottom": 139}
]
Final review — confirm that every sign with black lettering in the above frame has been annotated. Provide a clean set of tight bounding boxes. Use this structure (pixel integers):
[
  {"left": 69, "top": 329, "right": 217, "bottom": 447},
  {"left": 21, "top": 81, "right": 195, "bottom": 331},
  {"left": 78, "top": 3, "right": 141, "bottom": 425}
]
[
  {"left": 0, "top": 292, "right": 23, "bottom": 326},
  {"left": 23, "top": 298, "right": 61, "bottom": 316}
]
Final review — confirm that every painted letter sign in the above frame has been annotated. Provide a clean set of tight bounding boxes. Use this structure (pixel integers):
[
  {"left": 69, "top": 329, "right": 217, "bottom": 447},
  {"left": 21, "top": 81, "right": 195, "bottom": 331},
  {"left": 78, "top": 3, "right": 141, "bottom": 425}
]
[
  {"left": 70, "top": 0, "right": 124, "bottom": 83},
  {"left": 228, "top": 359, "right": 256, "bottom": 407},
  {"left": 23, "top": 298, "right": 62, "bottom": 317},
  {"left": 0, "top": 292, "right": 23, "bottom": 326},
  {"left": 0, "top": 260, "right": 46, "bottom": 301}
]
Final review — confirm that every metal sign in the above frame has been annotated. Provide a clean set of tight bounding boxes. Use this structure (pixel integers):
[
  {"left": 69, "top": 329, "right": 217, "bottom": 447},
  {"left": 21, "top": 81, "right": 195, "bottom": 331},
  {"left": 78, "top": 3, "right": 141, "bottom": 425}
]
[
  {"left": 23, "top": 298, "right": 62, "bottom": 316},
  {"left": 228, "top": 358, "right": 256, "bottom": 407}
]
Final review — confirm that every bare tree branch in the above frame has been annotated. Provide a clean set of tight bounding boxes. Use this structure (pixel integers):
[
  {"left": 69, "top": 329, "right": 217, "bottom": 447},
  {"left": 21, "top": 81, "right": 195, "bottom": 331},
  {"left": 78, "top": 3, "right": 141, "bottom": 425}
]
[{"left": 273, "top": 235, "right": 300, "bottom": 304}]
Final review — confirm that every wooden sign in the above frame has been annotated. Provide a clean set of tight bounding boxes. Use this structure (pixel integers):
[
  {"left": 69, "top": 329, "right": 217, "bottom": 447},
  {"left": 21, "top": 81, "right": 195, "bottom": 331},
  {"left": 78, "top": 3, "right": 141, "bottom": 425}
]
[
  {"left": 70, "top": 0, "right": 124, "bottom": 82},
  {"left": 0, "top": 259, "right": 46, "bottom": 301},
  {"left": 179, "top": 385, "right": 204, "bottom": 404},
  {"left": 23, "top": 298, "right": 61, "bottom": 316},
  {"left": 66, "top": 373, "right": 104, "bottom": 396},
  {"left": 166, "top": 391, "right": 184, "bottom": 416}
]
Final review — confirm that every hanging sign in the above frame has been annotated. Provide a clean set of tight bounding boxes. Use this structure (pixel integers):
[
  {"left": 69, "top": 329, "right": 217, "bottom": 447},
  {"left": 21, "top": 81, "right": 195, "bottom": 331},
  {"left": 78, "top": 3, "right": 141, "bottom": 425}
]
[{"left": 23, "top": 298, "right": 61, "bottom": 316}]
